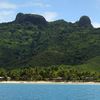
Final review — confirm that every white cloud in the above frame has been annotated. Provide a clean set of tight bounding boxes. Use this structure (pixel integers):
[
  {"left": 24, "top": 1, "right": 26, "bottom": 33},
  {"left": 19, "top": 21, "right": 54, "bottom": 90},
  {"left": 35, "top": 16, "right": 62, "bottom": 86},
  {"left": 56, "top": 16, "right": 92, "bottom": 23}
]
[
  {"left": 0, "top": 1, "right": 17, "bottom": 23},
  {"left": 0, "top": 1, "right": 50, "bottom": 9},
  {"left": 42, "top": 12, "right": 58, "bottom": 21},
  {"left": 92, "top": 22, "right": 100, "bottom": 28},
  {"left": 33, "top": 2, "right": 50, "bottom": 7},
  {"left": 19, "top": 2, "right": 51, "bottom": 8},
  {"left": 0, "top": 11, "right": 15, "bottom": 23},
  {"left": 0, "top": 2, "right": 17, "bottom": 9},
  {"left": 0, "top": 1, "right": 52, "bottom": 23}
]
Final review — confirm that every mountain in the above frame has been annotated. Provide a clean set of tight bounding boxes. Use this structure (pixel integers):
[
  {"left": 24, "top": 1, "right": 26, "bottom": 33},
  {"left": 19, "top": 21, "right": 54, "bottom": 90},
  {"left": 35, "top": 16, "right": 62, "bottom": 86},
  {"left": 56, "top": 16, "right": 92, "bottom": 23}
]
[
  {"left": 0, "top": 13, "right": 100, "bottom": 68},
  {"left": 14, "top": 13, "right": 47, "bottom": 27},
  {"left": 77, "top": 16, "right": 93, "bottom": 28}
]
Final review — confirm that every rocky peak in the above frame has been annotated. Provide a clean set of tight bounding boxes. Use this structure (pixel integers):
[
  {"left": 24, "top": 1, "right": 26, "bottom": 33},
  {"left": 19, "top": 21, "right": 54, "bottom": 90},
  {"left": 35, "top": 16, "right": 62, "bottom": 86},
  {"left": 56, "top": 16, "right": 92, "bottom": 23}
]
[
  {"left": 78, "top": 16, "right": 93, "bottom": 28},
  {"left": 14, "top": 13, "right": 47, "bottom": 26}
]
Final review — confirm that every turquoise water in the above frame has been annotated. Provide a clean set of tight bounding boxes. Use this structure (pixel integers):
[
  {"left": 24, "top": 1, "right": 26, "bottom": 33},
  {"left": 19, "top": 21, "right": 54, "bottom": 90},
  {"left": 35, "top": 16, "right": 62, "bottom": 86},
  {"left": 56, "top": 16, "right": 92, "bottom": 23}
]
[{"left": 0, "top": 84, "right": 100, "bottom": 100}]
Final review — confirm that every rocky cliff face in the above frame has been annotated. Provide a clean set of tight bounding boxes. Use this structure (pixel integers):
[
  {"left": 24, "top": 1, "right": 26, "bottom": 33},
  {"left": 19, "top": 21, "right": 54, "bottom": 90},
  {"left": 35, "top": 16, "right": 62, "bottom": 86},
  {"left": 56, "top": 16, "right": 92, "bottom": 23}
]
[
  {"left": 78, "top": 16, "right": 93, "bottom": 28},
  {"left": 14, "top": 13, "right": 47, "bottom": 26}
]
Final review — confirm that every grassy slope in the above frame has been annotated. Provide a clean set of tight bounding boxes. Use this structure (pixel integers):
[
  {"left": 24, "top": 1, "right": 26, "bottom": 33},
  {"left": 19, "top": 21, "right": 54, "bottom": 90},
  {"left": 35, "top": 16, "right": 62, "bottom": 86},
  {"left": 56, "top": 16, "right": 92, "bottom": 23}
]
[{"left": 73, "top": 56, "right": 100, "bottom": 73}]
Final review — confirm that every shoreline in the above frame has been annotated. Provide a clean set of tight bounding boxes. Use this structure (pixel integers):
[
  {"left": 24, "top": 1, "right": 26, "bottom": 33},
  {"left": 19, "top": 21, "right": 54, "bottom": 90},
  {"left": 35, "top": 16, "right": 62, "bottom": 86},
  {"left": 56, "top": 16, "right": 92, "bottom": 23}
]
[{"left": 0, "top": 81, "right": 100, "bottom": 85}]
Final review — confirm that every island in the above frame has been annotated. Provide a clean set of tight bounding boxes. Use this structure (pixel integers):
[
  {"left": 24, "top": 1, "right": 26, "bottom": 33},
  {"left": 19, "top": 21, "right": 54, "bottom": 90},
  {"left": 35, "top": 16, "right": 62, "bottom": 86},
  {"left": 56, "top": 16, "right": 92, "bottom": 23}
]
[{"left": 0, "top": 13, "right": 100, "bottom": 82}]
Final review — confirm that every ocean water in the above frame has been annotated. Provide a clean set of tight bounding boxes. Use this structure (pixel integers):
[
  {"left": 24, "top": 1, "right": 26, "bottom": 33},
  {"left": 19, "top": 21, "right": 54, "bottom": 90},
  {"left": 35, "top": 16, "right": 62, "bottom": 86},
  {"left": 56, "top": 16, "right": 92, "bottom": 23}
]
[{"left": 0, "top": 83, "right": 100, "bottom": 100}]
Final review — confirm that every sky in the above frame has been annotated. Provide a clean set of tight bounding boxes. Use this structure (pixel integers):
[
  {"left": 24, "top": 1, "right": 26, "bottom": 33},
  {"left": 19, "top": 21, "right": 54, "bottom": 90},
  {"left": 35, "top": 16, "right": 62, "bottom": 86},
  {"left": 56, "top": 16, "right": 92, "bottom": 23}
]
[{"left": 0, "top": 0, "right": 100, "bottom": 27}]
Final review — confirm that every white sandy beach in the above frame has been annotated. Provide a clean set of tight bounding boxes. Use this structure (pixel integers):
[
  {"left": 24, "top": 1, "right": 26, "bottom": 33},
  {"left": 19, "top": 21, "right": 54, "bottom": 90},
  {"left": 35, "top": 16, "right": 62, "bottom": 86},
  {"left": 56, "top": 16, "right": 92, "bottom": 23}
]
[{"left": 0, "top": 81, "right": 100, "bottom": 85}]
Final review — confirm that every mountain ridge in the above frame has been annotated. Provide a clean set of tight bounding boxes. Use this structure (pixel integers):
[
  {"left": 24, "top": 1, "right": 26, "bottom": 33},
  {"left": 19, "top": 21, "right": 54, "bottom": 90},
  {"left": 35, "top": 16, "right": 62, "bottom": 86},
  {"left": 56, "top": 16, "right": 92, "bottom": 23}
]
[{"left": 0, "top": 13, "right": 99, "bottom": 68}]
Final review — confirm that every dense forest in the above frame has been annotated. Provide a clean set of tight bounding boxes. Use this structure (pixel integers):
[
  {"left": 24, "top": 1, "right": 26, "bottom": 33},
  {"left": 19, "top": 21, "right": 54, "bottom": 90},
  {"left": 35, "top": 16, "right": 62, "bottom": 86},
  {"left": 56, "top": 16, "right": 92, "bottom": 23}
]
[
  {"left": 0, "top": 65, "right": 100, "bottom": 82},
  {"left": 0, "top": 13, "right": 100, "bottom": 81}
]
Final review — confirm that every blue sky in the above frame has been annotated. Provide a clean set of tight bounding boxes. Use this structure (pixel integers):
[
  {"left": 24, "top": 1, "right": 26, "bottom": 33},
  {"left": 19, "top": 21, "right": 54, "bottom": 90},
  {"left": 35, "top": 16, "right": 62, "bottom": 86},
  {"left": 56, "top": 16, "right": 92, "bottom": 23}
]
[{"left": 0, "top": 0, "right": 100, "bottom": 27}]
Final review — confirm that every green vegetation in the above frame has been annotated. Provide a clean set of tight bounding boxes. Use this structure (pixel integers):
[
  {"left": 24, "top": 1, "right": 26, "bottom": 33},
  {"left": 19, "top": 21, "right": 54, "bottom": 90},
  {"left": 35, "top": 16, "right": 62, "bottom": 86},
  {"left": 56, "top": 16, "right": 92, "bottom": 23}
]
[
  {"left": 0, "top": 64, "right": 100, "bottom": 82},
  {"left": 0, "top": 13, "right": 100, "bottom": 81}
]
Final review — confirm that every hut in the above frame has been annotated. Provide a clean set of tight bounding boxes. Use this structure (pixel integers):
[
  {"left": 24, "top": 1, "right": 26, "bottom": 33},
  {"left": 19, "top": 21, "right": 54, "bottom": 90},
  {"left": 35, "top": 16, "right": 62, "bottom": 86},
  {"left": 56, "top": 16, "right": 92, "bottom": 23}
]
[{"left": 0, "top": 77, "right": 5, "bottom": 81}]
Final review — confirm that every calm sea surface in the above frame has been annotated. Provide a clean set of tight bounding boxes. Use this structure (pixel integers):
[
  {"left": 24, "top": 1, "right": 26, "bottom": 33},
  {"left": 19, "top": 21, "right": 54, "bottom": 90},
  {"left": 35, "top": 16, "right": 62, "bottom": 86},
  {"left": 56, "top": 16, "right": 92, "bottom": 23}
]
[{"left": 0, "top": 83, "right": 100, "bottom": 100}]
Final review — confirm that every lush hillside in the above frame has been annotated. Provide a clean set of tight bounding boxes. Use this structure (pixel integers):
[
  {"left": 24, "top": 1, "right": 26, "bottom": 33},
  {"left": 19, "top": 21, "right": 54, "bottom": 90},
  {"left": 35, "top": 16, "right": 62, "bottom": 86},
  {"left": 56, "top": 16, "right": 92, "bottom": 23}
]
[{"left": 0, "top": 13, "right": 100, "bottom": 68}]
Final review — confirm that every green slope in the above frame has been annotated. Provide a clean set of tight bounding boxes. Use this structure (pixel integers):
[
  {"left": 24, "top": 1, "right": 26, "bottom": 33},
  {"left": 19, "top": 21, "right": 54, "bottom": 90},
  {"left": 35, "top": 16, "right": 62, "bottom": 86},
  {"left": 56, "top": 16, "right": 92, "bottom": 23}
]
[
  {"left": 0, "top": 13, "right": 100, "bottom": 68},
  {"left": 74, "top": 56, "right": 100, "bottom": 73}
]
